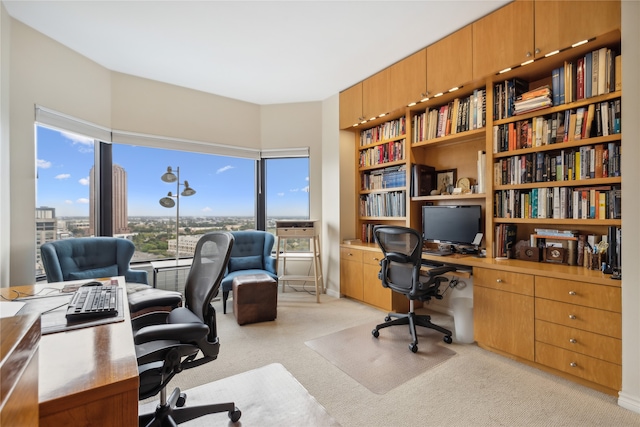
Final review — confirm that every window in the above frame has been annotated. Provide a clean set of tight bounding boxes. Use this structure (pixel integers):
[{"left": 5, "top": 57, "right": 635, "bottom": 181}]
[
  {"left": 35, "top": 125, "right": 96, "bottom": 276},
  {"left": 265, "top": 157, "right": 310, "bottom": 251},
  {"left": 111, "top": 144, "right": 256, "bottom": 262}
]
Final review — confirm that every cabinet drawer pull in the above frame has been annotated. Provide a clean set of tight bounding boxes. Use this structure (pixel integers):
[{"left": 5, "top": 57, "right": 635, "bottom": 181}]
[
  {"left": 496, "top": 279, "right": 503, "bottom": 283},
  {"left": 569, "top": 314, "right": 576, "bottom": 320},
  {"left": 570, "top": 362, "right": 577, "bottom": 368},
  {"left": 347, "top": 253, "right": 353, "bottom": 256},
  {"left": 535, "top": 48, "right": 541, "bottom": 54},
  {"left": 372, "top": 257, "right": 380, "bottom": 261},
  {"left": 526, "top": 51, "right": 532, "bottom": 57},
  {"left": 569, "top": 338, "right": 577, "bottom": 344},
  {"left": 568, "top": 291, "right": 576, "bottom": 296}
]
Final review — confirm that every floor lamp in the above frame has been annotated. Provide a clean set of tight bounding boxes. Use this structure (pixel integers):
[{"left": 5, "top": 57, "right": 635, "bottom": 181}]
[{"left": 159, "top": 166, "right": 195, "bottom": 288}]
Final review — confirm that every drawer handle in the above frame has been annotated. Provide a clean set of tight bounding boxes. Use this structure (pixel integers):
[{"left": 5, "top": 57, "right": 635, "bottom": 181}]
[
  {"left": 569, "top": 314, "right": 576, "bottom": 320},
  {"left": 568, "top": 291, "right": 576, "bottom": 296},
  {"left": 569, "top": 338, "right": 577, "bottom": 344},
  {"left": 570, "top": 362, "right": 577, "bottom": 368},
  {"left": 496, "top": 279, "right": 503, "bottom": 283},
  {"left": 373, "top": 257, "right": 380, "bottom": 261},
  {"left": 347, "top": 253, "right": 353, "bottom": 256}
]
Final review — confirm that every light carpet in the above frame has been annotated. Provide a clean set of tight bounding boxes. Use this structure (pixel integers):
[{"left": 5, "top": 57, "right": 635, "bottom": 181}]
[
  {"left": 305, "top": 322, "right": 456, "bottom": 394},
  {"left": 139, "top": 362, "right": 340, "bottom": 426}
]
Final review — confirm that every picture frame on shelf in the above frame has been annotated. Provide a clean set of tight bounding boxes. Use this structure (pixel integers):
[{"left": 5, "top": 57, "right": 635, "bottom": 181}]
[{"left": 436, "top": 169, "right": 457, "bottom": 194}]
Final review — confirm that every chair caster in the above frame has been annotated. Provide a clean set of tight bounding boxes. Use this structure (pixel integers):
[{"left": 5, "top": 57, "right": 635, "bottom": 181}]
[
  {"left": 409, "top": 343, "right": 418, "bottom": 353},
  {"left": 443, "top": 335, "right": 452, "bottom": 344},
  {"left": 384, "top": 316, "right": 391, "bottom": 322},
  {"left": 372, "top": 329, "right": 380, "bottom": 338},
  {"left": 229, "top": 407, "right": 242, "bottom": 422},
  {"left": 176, "top": 392, "right": 187, "bottom": 407}
]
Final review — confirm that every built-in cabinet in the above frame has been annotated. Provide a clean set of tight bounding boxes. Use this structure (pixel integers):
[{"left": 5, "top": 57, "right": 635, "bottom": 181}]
[
  {"left": 339, "top": 0, "right": 623, "bottom": 395},
  {"left": 339, "top": 246, "right": 409, "bottom": 312}
]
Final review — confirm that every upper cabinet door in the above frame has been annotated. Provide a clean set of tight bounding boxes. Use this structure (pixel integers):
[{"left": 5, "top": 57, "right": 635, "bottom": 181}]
[
  {"left": 339, "top": 83, "right": 363, "bottom": 129},
  {"left": 427, "top": 25, "right": 473, "bottom": 96},
  {"left": 534, "top": 0, "right": 621, "bottom": 58},
  {"left": 362, "top": 68, "right": 390, "bottom": 120},
  {"left": 473, "top": 0, "right": 534, "bottom": 79},
  {"left": 388, "top": 48, "right": 427, "bottom": 110}
]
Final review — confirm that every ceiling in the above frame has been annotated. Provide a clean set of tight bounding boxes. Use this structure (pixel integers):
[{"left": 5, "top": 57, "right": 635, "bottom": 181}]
[{"left": 3, "top": 0, "right": 511, "bottom": 105}]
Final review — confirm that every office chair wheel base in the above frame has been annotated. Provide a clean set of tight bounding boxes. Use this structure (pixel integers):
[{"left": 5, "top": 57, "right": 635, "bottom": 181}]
[
  {"left": 177, "top": 392, "right": 186, "bottom": 407},
  {"left": 443, "top": 335, "right": 452, "bottom": 344},
  {"left": 372, "top": 329, "right": 380, "bottom": 338},
  {"left": 228, "top": 407, "right": 242, "bottom": 422},
  {"left": 409, "top": 343, "right": 418, "bottom": 353}
]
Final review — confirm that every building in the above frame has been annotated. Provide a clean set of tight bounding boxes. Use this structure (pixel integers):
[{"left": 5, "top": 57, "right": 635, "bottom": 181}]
[
  {"left": 35, "top": 206, "right": 56, "bottom": 276},
  {"left": 89, "top": 163, "right": 129, "bottom": 235}
]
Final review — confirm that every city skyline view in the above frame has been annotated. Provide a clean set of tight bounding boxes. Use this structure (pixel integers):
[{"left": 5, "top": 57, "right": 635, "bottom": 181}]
[{"left": 36, "top": 125, "right": 310, "bottom": 218}]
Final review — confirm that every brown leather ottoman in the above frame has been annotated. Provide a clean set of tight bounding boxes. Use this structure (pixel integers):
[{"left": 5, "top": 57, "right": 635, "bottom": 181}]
[{"left": 232, "top": 273, "right": 278, "bottom": 325}]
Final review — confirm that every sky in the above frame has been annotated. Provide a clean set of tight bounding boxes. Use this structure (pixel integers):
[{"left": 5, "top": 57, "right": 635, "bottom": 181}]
[{"left": 36, "top": 126, "right": 310, "bottom": 217}]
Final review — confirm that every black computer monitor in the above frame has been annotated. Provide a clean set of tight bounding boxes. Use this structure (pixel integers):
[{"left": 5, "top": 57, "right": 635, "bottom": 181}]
[{"left": 422, "top": 205, "right": 482, "bottom": 247}]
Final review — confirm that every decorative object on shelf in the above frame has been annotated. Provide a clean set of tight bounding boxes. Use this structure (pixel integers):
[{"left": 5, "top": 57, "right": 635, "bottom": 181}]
[
  {"left": 436, "top": 169, "right": 457, "bottom": 195},
  {"left": 455, "top": 177, "right": 472, "bottom": 194},
  {"left": 515, "top": 240, "right": 541, "bottom": 262},
  {"left": 159, "top": 166, "right": 196, "bottom": 269},
  {"left": 544, "top": 246, "right": 567, "bottom": 264}
]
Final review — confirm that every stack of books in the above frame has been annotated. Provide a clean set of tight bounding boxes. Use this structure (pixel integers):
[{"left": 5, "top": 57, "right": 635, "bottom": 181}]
[{"left": 514, "top": 86, "right": 552, "bottom": 115}]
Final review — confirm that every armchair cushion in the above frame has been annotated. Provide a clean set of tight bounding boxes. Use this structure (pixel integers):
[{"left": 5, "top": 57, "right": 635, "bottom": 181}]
[
  {"left": 68, "top": 265, "right": 119, "bottom": 281},
  {"left": 228, "top": 255, "right": 263, "bottom": 272}
]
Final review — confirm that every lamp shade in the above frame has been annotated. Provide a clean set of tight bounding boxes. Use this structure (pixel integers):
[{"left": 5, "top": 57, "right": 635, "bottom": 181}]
[
  {"left": 182, "top": 181, "right": 196, "bottom": 196},
  {"left": 161, "top": 166, "right": 178, "bottom": 183},
  {"left": 159, "top": 192, "right": 176, "bottom": 208}
]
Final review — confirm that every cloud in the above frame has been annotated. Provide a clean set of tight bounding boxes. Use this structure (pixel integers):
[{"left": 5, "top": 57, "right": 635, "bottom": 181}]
[
  {"left": 79, "top": 177, "right": 90, "bottom": 186},
  {"left": 289, "top": 188, "right": 299, "bottom": 192},
  {"left": 55, "top": 174, "right": 71, "bottom": 180},
  {"left": 202, "top": 207, "right": 212, "bottom": 212},
  {"left": 37, "top": 159, "right": 52, "bottom": 169},
  {"left": 277, "top": 192, "right": 285, "bottom": 197},
  {"left": 306, "top": 176, "right": 309, "bottom": 181},
  {"left": 61, "top": 131, "right": 94, "bottom": 153},
  {"left": 65, "top": 200, "right": 73, "bottom": 204},
  {"left": 76, "top": 198, "right": 89, "bottom": 204},
  {"left": 302, "top": 186, "right": 309, "bottom": 193},
  {"left": 217, "top": 165, "right": 234, "bottom": 174}
]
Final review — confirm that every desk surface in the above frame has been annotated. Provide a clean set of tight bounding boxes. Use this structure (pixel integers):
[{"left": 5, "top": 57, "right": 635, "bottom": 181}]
[{"left": 1, "top": 277, "right": 139, "bottom": 425}]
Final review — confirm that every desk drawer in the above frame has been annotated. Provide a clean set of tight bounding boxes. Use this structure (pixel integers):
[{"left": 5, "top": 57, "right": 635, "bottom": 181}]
[
  {"left": 535, "top": 298, "right": 621, "bottom": 339},
  {"left": 473, "top": 267, "right": 534, "bottom": 296},
  {"left": 535, "top": 341, "right": 621, "bottom": 391},
  {"left": 340, "top": 247, "right": 363, "bottom": 262},
  {"left": 535, "top": 277, "right": 621, "bottom": 312},
  {"left": 277, "top": 227, "right": 316, "bottom": 237},
  {"left": 535, "top": 319, "right": 621, "bottom": 364},
  {"left": 362, "top": 250, "right": 383, "bottom": 266}
]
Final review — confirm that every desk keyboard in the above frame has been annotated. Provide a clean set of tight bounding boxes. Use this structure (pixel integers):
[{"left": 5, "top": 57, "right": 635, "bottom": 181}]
[
  {"left": 66, "top": 285, "right": 119, "bottom": 321},
  {"left": 423, "top": 250, "right": 453, "bottom": 256}
]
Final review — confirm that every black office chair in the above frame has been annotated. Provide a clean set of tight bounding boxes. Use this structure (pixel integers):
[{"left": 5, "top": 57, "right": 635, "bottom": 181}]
[
  {"left": 135, "top": 231, "right": 242, "bottom": 426},
  {"left": 371, "top": 225, "right": 456, "bottom": 353}
]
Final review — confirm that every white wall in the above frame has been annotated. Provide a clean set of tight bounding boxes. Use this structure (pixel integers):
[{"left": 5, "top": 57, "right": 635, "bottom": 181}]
[
  {"left": 0, "top": 3, "right": 11, "bottom": 286},
  {"left": 618, "top": 0, "right": 640, "bottom": 414}
]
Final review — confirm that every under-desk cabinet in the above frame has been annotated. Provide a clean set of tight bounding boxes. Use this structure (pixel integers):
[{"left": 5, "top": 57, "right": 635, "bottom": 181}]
[
  {"left": 340, "top": 245, "right": 409, "bottom": 313},
  {"left": 474, "top": 266, "right": 621, "bottom": 394}
]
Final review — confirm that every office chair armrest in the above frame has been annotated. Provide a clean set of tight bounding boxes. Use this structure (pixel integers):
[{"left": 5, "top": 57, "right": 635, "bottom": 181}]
[
  {"left": 134, "top": 323, "right": 210, "bottom": 345},
  {"left": 131, "top": 311, "right": 171, "bottom": 331},
  {"left": 421, "top": 264, "right": 457, "bottom": 276}
]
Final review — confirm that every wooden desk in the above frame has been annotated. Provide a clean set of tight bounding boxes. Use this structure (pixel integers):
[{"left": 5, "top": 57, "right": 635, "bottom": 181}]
[{"left": 0, "top": 277, "right": 139, "bottom": 426}]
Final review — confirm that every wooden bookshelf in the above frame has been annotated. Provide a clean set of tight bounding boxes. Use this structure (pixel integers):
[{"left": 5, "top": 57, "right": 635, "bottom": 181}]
[{"left": 339, "top": 0, "right": 623, "bottom": 396}]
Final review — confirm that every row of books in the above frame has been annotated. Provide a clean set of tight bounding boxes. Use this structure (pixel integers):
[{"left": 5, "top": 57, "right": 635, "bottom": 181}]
[
  {"left": 493, "top": 99, "right": 621, "bottom": 153},
  {"left": 494, "top": 185, "right": 621, "bottom": 220},
  {"left": 494, "top": 224, "right": 517, "bottom": 258},
  {"left": 552, "top": 47, "right": 619, "bottom": 106},
  {"left": 359, "top": 117, "right": 406, "bottom": 146},
  {"left": 359, "top": 191, "right": 406, "bottom": 218},
  {"left": 493, "top": 78, "right": 529, "bottom": 120},
  {"left": 361, "top": 165, "right": 406, "bottom": 191},
  {"left": 493, "top": 142, "right": 621, "bottom": 185},
  {"left": 358, "top": 139, "right": 405, "bottom": 168},
  {"left": 360, "top": 223, "right": 378, "bottom": 244},
  {"left": 411, "top": 89, "right": 486, "bottom": 142}
]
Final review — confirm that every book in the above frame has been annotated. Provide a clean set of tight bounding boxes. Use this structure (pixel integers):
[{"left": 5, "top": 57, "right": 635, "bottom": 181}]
[
  {"left": 410, "top": 164, "right": 436, "bottom": 197},
  {"left": 615, "top": 54, "right": 622, "bottom": 91},
  {"left": 597, "top": 47, "right": 607, "bottom": 95}
]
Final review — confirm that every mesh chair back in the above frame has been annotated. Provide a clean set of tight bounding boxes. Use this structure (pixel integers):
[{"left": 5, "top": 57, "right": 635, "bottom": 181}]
[
  {"left": 374, "top": 226, "right": 423, "bottom": 294},
  {"left": 184, "top": 232, "right": 234, "bottom": 324}
]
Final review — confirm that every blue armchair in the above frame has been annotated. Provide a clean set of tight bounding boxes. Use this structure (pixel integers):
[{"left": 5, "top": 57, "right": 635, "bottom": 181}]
[
  {"left": 220, "top": 230, "right": 278, "bottom": 314},
  {"left": 41, "top": 237, "right": 148, "bottom": 284},
  {"left": 40, "top": 237, "right": 182, "bottom": 317}
]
